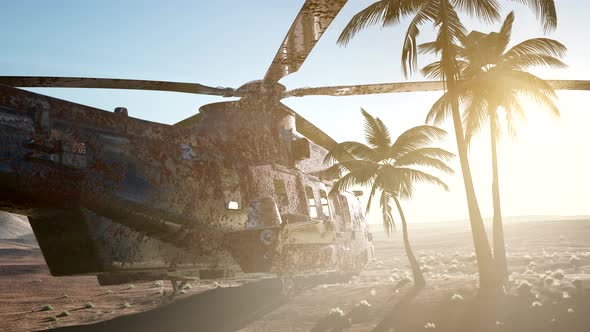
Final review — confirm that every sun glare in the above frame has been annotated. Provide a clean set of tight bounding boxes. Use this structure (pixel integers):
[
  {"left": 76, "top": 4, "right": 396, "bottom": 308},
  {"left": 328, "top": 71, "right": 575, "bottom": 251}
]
[{"left": 493, "top": 91, "right": 590, "bottom": 216}]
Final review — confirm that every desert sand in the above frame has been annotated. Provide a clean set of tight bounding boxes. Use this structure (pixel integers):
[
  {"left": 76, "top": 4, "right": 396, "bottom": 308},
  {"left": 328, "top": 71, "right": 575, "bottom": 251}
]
[{"left": 0, "top": 217, "right": 589, "bottom": 331}]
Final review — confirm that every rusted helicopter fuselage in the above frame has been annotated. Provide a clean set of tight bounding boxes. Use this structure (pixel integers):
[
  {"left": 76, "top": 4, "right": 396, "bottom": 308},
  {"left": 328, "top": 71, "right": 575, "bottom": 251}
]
[{"left": 0, "top": 83, "right": 374, "bottom": 283}]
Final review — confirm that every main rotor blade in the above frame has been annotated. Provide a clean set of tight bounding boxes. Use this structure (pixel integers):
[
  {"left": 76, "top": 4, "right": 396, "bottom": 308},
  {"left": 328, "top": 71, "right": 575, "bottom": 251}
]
[
  {"left": 547, "top": 80, "right": 590, "bottom": 91},
  {"left": 263, "top": 0, "right": 348, "bottom": 83},
  {"left": 0, "top": 76, "right": 241, "bottom": 97},
  {"left": 283, "top": 80, "right": 590, "bottom": 97},
  {"left": 279, "top": 102, "right": 337, "bottom": 150},
  {"left": 284, "top": 81, "right": 444, "bottom": 97}
]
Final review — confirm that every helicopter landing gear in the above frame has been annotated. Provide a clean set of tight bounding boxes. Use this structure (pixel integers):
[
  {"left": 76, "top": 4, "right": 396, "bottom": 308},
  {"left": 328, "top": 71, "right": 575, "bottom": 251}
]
[
  {"left": 168, "top": 279, "right": 188, "bottom": 299},
  {"left": 280, "top": 275, "right": 296, "bottom": 297}
]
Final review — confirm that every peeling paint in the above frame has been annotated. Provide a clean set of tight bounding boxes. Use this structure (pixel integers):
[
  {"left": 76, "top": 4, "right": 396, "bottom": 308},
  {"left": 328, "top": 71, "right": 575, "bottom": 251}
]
[{"left": 0, "top": 82, "right": 373, "bottom": 282}]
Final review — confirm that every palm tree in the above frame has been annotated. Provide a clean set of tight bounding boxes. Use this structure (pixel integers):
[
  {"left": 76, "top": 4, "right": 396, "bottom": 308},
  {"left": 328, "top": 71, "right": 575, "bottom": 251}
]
[
  {"left": 337, "top": 0, "right": 557, "bottom": 291},
  {"left": 425, "top": 12, "right": 566, "bottom": 282},
  {"left": 324, "top": 109, "right": 455, "bottom": 288}
]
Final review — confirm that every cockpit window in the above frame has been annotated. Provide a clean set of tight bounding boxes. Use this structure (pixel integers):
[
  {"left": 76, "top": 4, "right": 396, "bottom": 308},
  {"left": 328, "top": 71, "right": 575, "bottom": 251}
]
[
  {"left": 221, "top": 168, "right": 242, "bottom": 210},
  {"left": 273, "top": 179, "right": 289, "bottom": 207}
]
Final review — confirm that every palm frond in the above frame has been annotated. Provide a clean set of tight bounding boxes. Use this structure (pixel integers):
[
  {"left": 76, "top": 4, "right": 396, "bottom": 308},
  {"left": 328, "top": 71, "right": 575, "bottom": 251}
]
[
  {"left": 397, "top": 178, "right": 415, "bottom": 200},
  {"left": 361, "top": 108, "right": 392, "bottom": 149},
  {"left": 501, "top": 37, "right": 567, "bottom": 61},
  {"left": 502, "top": 100, "right": 522, "bottom": 140},
  {"left": 451, "top": 0, "right": 501, "bottom": 23},
  {"left": 463, "top": 91, "right": 489, "bottom": 146},
  {"left": 500, "top": 70, "right": 557, "bottom": 97},
  {"left": 490, "top": 107, "right": 503, "bottom": 141},
  {"left": 338, "top": 0, "right": 429, "bottom": 46},
  {"left": 434, "top": 0, "right": 467, "bottom": 44},
  {"left": 500, "top": 93, "right": 528, "bottom": 139},
  {"left": 399, "top": 167, "right": 450, "bottom": 191},
  {"left": 323, "top": 141, "right": 378, "bottom": 165},
  {"left": 396, "top": 154, "right": 455, "bottom": 174},
  {"left": 390, "top": 125, "right": 448, "bottom": 159},
  {"left": 517, "top": 87, "right": 560, "bottom": 117},
  {"left": 335, "top": 159, "right": 380, "bottom": 175},
  {"left": 504, "top": 94, "right": 527, "bottom": 117},
  {"left": 384, "top": 0, "right": 428, "bottom": 25},
  {"left": 418, "top": 41, "right": 439, "bottom": 55},
  {"left": 432, "top": 1, "right": 467, "bottom": 81},
  {"left": 317, "top": 163, "right": 344, "bottom": 180},
  {"left": 422, "top": 61, "right": 445, "bottom": 79},
  {"left": 402, "top": 0, "right": 439, "bottom": 77},
  {"left": 337, "top": 1, "right": 390, "bottom": 46},
  {"left": 510, "top": 0, "right": 557, "bottom": 33},
  {"left": 365, "top": 182, "right": 379, "bottom": 215},
  {"left": 497, "top": 11, "right": 515, "bottom": 52},
  {"left": 426, "top": 92, "right": 453, "bottom": 125},
  {"left": 330, "top": 170, "right": 376, "bottom": 195},
  {"left": 402, "top": 147, "right": 456, "bottom": 161},
  {"left": 502, "top": 53, "right": 566, "bottom": 71},
  {"left": 380, "top": 190, "right": 396, "bottom": 235}
]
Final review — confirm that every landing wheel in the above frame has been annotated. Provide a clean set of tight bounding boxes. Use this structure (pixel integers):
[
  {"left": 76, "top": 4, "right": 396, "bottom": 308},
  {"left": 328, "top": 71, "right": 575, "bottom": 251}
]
[
  {"left": 355, "top": 250, "right": 368, "bottom": 270},
  {"left": 280, "top": 275, "right": 295, "bottom": 297},
  {"left": 168, "top": 280, "right": 188, "bottom": 299}
]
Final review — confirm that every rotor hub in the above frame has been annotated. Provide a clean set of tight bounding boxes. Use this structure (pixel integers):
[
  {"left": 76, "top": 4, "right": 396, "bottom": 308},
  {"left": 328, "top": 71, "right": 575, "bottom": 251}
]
[{"left": 237, "top": 80, "right": 286, "bottom": 98}]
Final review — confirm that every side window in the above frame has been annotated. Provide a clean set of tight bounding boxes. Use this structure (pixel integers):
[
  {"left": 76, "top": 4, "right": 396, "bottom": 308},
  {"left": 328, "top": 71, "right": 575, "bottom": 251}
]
[
  {"left": 329, "top": 192, "right": 343, "bottom": 221},
  {"left": 339, "top": 195, "right": 352, "bottom": 223},
  {"left": 227, "top": 201, "right": 240, "bottom": 210},
  {"left": 273, "top": 179, "right": 289, "bottom": 207},
  {"left": 305, "top": 186, "right": 318, "bottom": 219},
  {"left": 320, "top": 190, "right": 331, "bottom": 219},
  {"left": 221, "top": 168, "right": 242, "bottom": 210},
  {"left": 350, "top": 198, "right": 362, "bottom": 229}
]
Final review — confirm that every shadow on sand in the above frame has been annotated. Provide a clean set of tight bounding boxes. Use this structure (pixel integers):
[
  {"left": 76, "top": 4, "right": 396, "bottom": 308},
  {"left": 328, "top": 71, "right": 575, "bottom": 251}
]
[
  {"left": 49, "top": 273, "right": 354, "bottom": 332},
  {"left": 371, "top": 286, "right": 590, "bottom": 332},
  {"left": 371, "top": 285, "right": 424, "bottom": 332}
]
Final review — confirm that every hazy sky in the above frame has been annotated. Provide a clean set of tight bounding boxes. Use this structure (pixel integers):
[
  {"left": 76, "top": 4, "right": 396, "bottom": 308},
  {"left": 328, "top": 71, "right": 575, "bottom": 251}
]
[{"left": 2, "top": 1, "right": 589, "bottom": 224}]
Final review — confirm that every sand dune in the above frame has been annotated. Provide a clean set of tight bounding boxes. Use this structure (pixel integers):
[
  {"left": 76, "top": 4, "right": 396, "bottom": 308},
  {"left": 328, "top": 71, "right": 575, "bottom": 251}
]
[
  {"left": 0, "top": 211, "right": 34, "bottom": 241},
  {"left": 0, "top": 217, "right": 589, "bottom": 331}
]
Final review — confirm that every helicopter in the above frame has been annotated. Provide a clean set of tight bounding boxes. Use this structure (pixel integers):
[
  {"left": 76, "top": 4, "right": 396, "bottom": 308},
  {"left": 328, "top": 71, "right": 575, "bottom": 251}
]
[{"left": 0, "top": 0, "right": 588, "bottom": 294}]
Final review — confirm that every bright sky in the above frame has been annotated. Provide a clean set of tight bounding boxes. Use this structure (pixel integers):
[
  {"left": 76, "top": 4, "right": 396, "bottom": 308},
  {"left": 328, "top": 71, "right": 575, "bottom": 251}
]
[{"left": 2, "top": 1, "right": 589, "bottom": 224}]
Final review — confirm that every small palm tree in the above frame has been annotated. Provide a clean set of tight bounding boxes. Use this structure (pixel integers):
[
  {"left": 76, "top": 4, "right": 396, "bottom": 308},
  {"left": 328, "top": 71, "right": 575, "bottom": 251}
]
[
  {"left": 337, "top": 0, "right": 557, "bottom": 292},
  {"left": 324, "top": 109, "right": 455, "bottom": 288},
  {"left": 425, "top": 12, "right": 566, "bottom": 281}
]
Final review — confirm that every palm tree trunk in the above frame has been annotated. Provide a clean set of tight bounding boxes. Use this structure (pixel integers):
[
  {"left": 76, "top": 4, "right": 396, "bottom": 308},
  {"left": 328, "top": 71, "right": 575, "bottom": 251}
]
[
  {"left": 392, "top": 195, "right": 425, "bottom": 288},
  {"left": 448, "top": 93, "right": 498, "bottom": 291},
  {"left": 489, "top": 108, "right": 508, "bottom": 283},
  {"left": 439, "top": 0, "right": 498, "bottom": 292}
]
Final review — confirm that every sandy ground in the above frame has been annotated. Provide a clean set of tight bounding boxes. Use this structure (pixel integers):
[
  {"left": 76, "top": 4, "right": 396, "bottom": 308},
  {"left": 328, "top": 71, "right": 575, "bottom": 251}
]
[{"left": 0, "top": 218, "right": 589, "bottom": 331}]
